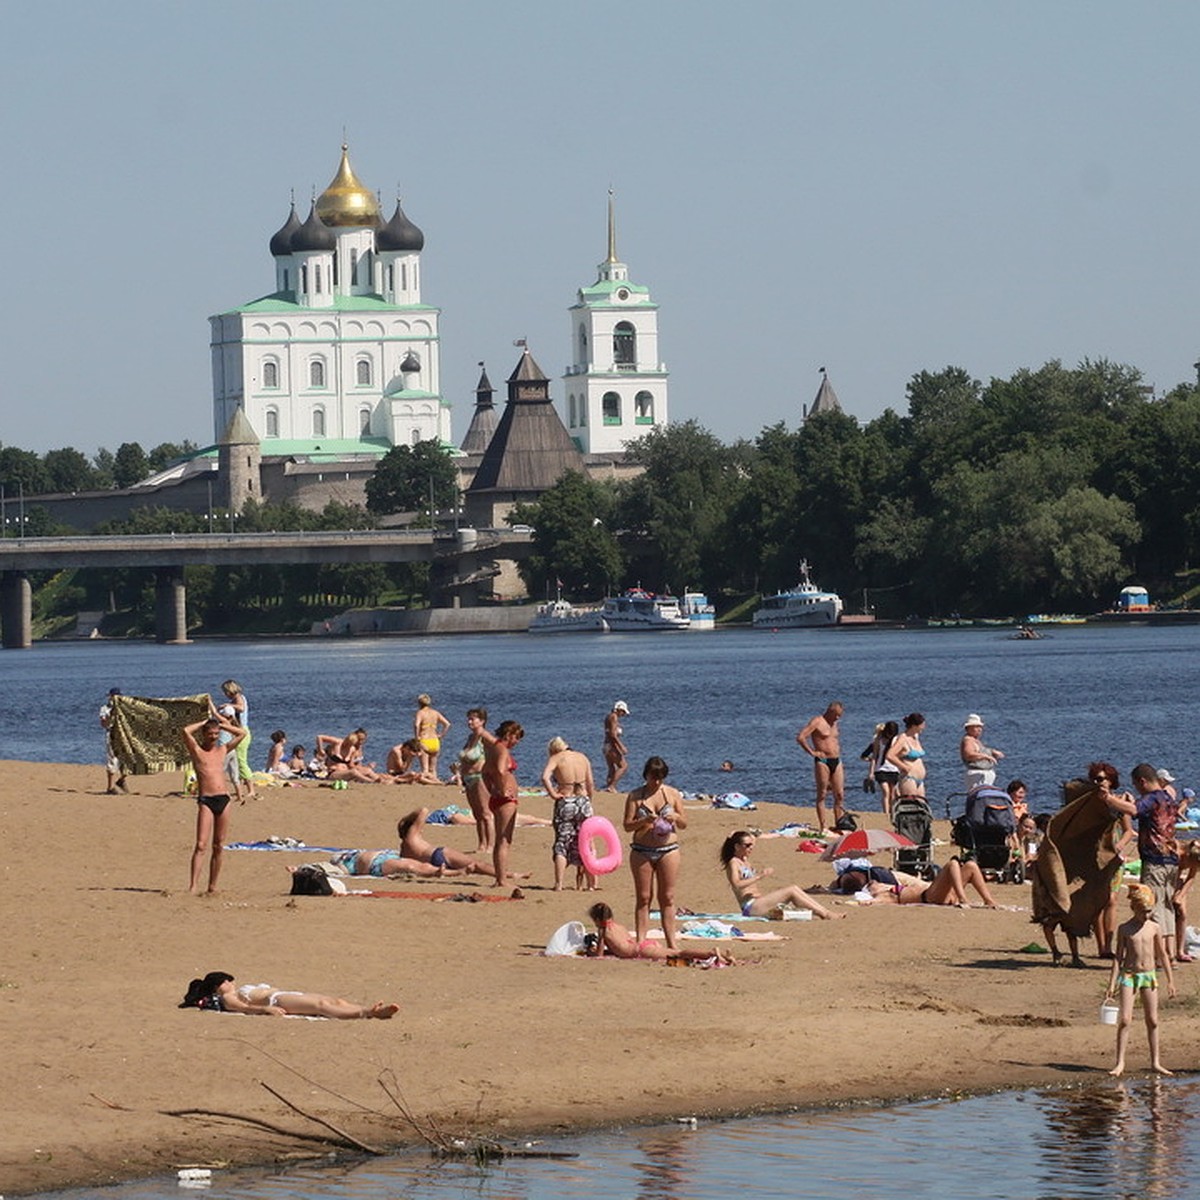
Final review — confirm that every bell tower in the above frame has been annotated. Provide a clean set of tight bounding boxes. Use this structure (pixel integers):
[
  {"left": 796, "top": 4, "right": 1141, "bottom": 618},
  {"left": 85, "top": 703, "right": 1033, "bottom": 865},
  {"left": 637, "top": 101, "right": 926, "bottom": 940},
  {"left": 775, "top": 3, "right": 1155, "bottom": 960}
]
[{"left": 562, "top": 193, "right": 669, "bottom": 454}]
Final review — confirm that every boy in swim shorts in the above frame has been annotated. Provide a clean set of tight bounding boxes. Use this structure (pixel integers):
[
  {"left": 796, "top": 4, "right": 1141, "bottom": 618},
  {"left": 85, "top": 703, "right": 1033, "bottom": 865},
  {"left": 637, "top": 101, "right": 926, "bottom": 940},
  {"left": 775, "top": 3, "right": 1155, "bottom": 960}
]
[{"left": 1104, "top": 883, "right": 1176, "bottom": 1076}]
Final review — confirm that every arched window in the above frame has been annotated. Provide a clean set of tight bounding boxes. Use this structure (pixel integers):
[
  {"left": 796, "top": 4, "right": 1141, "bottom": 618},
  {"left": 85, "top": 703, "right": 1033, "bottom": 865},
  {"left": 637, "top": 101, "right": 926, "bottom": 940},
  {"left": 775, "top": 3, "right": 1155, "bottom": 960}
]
[
  {"left": 300, "top": 264, "right": 308, "bottom": 293},
  {"left": 356, "top": 358, "right": 372, "bottom": 386},
  {"left": 263, "top": 360, "right": 279, "bottom": 389},
  {"left": 314, "top": 265, "right": 322, "bottom": 293},
  {"left": 313, "top": 408, "right": 326, "bottom": 437},
  {"left": 579, "top": 400, "right": 586, "bottom": 427},
  {"left": 614, "top": 321, "right": 635, "bottom": 369},
  {"left": 568, "top": 394, "right": 576, "bottom": 427},
  {"left": 309, "top": 359, "right": 325, "bottom": 388},
  {"left": 350, "top": 249, "right": 359, "bottom": 286},
  {"left": 602, "top": 392, "right": 621, "bottom": 425},
  {"left": 282, "top": 268, "right": 290, "bottom": 292},
  {"left": 401, "top": 263, "right": 408, "bottom": 291},
  {"left": 387, "top": 263, "right": 394, "bottom": 293},
  {"left": 578, "top": 324, "right": 588, "bottom": 363},
  {"left": 265, "top": 408, "right": 279, "bottom": 438},
  {"left": 411, "top": 428, "right": 421, "bottom": 445},
  {"left": 360, "top": 408, "right": 371, "bottom": 433},
  {"left": 635, "top": 391, "right": 654, "bottom": 424}
]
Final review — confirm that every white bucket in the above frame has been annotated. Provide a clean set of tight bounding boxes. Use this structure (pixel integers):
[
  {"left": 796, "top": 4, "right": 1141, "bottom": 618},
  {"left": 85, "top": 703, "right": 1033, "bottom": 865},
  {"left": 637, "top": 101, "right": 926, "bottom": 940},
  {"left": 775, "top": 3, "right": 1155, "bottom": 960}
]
[{"left": 1099, "top": 1001, "right": 1119, "bottom": 1025}]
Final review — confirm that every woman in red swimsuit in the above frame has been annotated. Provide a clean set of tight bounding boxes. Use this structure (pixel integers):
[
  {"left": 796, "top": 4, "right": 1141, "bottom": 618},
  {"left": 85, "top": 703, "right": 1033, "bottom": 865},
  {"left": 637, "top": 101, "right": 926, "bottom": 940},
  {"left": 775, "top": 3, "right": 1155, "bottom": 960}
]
[{"left": 483, "top": 720, "right": 524, "bottom": 888}]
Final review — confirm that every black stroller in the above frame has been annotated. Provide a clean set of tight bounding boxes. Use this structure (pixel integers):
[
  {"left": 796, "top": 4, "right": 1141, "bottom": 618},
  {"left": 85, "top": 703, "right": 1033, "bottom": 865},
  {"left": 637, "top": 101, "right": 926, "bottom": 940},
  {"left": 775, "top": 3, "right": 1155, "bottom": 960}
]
[
  {"left": 892, "top": 792, "right": 936, "bottom": 879},
  {"left": 948, "top": 786, "right": 1022, "bottom": 883}
]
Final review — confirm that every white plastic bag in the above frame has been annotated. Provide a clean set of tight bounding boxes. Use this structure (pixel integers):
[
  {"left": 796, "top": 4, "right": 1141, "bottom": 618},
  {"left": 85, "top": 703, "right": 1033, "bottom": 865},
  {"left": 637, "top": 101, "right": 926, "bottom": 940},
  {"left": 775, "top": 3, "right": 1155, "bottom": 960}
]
[{"left": 544, "top": 920, "right": 587, "bottom": 957}]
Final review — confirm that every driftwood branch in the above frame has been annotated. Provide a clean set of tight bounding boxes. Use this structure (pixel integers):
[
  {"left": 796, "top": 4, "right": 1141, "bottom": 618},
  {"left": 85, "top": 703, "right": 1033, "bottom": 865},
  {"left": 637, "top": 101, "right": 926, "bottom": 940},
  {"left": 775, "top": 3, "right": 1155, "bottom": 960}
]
[
  {"left": 257, "top": 1080, "right": 382, "bottom": 1155},
  {"left": 161, "top": 1107, "right": 356, "bottom": 1148}
]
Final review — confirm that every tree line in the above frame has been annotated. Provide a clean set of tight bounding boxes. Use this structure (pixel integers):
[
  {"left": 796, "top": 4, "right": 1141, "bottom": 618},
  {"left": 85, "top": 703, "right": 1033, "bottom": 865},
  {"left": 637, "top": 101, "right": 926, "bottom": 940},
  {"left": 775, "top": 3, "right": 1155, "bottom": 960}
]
[
  {"left": 511, "top": 359, "right": 1200, "bottom": 618},
  {"left": 0, "top": 440, "right": 198, "bottom": 495}
]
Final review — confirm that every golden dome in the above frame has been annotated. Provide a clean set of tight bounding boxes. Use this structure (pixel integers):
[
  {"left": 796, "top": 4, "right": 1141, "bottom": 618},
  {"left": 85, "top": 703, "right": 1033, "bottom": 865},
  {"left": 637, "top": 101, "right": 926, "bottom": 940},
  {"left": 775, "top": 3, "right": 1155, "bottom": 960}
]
[{"left": 315, "top": 145, "right": 381, "bottom": 228}]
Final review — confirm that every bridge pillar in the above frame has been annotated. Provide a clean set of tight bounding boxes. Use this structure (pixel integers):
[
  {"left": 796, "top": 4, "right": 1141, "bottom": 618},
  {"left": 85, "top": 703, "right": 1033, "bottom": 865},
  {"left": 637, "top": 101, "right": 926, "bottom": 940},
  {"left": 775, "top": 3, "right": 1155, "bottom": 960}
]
[
  {"left": 154, "top": 567, "right": 190, "bottom": 644},
  {"left": 1, "top": 571, "right": 32, "bottom": 649}
]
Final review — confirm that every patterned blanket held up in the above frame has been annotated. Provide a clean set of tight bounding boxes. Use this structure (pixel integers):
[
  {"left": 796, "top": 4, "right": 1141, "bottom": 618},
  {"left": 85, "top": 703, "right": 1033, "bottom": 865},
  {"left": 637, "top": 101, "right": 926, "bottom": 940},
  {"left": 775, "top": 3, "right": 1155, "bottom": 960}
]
[{"left": 109, "top": 694, "right": 210, "bottom": 775}]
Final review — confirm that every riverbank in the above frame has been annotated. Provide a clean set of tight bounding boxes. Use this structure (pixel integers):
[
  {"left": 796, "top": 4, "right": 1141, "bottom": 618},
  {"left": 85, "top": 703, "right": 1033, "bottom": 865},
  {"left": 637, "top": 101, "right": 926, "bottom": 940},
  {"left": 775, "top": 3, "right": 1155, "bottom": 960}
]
[{"left": 2, "top": 763, "right": 1187, "bottom": 1195}]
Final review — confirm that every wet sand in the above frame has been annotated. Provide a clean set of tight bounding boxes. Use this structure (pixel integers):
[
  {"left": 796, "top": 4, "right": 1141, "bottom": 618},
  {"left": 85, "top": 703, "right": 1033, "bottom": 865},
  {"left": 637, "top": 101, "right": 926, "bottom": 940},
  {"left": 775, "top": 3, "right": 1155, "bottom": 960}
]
[{"left": 0, "top": 762, "right": 1176, "bottom": 1195}]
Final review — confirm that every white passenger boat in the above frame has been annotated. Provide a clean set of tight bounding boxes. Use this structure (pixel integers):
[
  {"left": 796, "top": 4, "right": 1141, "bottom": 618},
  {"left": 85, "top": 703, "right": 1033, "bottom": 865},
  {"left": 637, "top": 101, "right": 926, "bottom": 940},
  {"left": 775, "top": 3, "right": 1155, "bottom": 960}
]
[
  {"left": 601, "top": 588, "right": 691, "bottom": 632},
  {"left": 682, "top": 589, "right": 716, "bottom": 631},
  {"left": 752, "top": 561, "right": 842, "bottom": 629},
  {"left": 527, "top": 597, "right": 608, "bottom": 634}
]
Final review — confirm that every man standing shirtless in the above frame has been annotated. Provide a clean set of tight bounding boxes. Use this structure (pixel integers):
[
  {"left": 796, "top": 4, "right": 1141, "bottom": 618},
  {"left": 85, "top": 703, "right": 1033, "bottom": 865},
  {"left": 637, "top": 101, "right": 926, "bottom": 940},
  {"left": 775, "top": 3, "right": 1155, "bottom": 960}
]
[
  {"left": 182, "top": 714, "right": 246, "bottom": 894},
  {"left": 796, "top": 701, "right": 845, "bottom": 833}
]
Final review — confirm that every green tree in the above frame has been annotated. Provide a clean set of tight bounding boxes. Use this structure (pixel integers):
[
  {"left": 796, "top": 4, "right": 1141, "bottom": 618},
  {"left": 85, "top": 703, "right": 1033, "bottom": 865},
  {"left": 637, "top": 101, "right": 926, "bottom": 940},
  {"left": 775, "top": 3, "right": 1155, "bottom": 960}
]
[
  {"left": 508, "top": 472, "right": 622, "bottom": 598},
  {"left": 113, "top": 442, "right": 150, "bottom": 488},
  {"left": 0, "top": 447, "right": 49, "bottom": 496},
  {"left": 42, "top": 447, "right": 97, "bottom": 493},
  {"left": 147, "top": 441, "right": 198, "bottom": 472},
  {"left": 365, "top": 441, "right": 457, "bottom": 517}
]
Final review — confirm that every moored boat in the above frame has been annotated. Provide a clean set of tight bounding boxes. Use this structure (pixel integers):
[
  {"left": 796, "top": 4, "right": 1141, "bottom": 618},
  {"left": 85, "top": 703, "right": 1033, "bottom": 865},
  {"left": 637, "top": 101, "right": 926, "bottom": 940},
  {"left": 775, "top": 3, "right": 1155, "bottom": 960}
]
[
  {"left": 682, "top": 589, "right": 715, "bottom": 631},
  {"left": 752, "top": 561, "right": 842, "bottom": 629},
  {"left": 527, "top": 598, "right": 608, "bottom": 634},
  {"left": 602, "top": 588, "right": 691, "bottom": 631}
]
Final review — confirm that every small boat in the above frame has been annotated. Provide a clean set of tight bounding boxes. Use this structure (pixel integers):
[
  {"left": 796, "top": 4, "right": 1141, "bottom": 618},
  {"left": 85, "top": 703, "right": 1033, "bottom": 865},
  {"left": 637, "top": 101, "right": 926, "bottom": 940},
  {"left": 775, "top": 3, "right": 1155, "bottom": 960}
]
[
  {"left": 527, "top": 597, "right": 608, "bottom": 634},
  {"left": 752, "top": 561, "right": 842, "bottom": 629},
  {"left": 601, "top": 588, "right": 691, "bottom": 632},
  {"left": 682, "top": 589, "right": 715, "bottom": 631}
]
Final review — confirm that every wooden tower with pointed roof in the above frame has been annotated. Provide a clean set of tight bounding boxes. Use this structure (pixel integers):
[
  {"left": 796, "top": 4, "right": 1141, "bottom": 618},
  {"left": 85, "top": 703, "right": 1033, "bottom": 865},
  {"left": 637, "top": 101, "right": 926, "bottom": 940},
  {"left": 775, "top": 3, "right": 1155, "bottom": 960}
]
[
  {"left": 459, "top": 364, "right": 499, "bottom": 454},
  {"left": 465, "top": 348, "right": 586, "bottom": 528}
]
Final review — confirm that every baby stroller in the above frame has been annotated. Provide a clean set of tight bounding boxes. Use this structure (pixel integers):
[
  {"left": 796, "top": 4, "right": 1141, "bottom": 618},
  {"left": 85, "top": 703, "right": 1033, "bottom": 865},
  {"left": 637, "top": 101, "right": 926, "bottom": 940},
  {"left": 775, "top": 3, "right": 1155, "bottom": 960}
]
[
  {"left": 891, "top": 792, "right": 936, "bottom": 879},
  {"left": 949, "top": 786, "right": 1022, "bottom": 883}
]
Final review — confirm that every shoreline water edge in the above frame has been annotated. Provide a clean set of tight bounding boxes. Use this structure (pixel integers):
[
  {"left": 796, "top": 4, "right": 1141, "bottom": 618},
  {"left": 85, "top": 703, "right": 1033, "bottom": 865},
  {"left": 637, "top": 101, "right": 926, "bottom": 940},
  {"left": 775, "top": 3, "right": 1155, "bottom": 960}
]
[{"left": 3, "top": 762, "right": 1189, "bottom": 1197}]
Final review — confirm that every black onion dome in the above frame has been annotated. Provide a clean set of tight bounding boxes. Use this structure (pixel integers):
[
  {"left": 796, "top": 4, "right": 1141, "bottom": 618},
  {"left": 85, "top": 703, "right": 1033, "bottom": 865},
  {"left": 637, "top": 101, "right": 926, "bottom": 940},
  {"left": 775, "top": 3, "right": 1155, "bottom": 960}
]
[
  {"left": 290, "top": 202, "right": 335, "bottom": 252},
  {"left": 376, "top": 200, "right": 424, "bottom": 252},
  {"left": 269, "top": 203, "right": 303, "bottom": 256}
]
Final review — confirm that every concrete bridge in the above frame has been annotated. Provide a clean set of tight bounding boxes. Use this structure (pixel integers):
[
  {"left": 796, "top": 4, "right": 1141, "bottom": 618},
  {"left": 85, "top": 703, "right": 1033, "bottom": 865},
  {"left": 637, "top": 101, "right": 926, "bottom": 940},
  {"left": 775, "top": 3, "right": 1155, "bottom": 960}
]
[{"left": 0, "top": 527, "right": 530, "bottom": 647}]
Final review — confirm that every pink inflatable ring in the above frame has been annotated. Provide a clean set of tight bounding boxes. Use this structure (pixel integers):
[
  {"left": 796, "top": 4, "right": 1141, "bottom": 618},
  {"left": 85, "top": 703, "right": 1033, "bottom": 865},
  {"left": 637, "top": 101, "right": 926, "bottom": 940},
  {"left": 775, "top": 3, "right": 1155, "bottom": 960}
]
[{"left": 578, "top": 815, "right": 623, "bottom": 876}]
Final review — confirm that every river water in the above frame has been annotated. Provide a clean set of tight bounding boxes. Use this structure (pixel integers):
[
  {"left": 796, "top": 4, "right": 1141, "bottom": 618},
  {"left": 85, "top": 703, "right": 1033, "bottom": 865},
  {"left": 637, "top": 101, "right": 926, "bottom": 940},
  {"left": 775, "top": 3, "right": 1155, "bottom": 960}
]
[
  {"left": 8, "top": 623, "right": 1200, "bottom": 811},
  {"left": 10, "top": 624, "right": 1200, "bottom": 1198}
]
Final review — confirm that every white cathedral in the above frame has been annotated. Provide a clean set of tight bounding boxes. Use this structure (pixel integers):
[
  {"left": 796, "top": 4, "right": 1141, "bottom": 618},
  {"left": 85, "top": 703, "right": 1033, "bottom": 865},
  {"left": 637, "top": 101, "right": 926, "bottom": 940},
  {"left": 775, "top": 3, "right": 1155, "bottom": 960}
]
[
  {"left": 208, "top": 148, "right": 667, "bottom": 462},
  {"left": 209, "top": 146, "right": 451, "bottom": 452}
]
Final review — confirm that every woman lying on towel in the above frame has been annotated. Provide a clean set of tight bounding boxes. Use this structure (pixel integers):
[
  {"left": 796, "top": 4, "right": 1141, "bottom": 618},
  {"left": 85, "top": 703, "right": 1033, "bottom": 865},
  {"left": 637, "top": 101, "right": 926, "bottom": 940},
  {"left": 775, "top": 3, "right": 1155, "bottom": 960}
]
[
  {"left": 849, "top": 858, "right": 999, "bottom": 907},
  {"left": 179, "top": 971, "right": 398, "bottom": 1019},
  {"left": 314, "top": 849, "right": 469, "bottom": 880},
  {"left": 720, "top": 831, "right": 842, "bottom": 919},
  {"left": 586, "top": 903, "right": 734, "bottom": 963}
]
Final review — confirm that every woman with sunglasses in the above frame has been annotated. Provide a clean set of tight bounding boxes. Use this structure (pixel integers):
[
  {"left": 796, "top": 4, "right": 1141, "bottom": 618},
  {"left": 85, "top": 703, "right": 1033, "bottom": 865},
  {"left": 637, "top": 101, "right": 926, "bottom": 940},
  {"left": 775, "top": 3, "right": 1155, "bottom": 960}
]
[{"left": 719, "top": 830, "right": 840, "bottom": 920}]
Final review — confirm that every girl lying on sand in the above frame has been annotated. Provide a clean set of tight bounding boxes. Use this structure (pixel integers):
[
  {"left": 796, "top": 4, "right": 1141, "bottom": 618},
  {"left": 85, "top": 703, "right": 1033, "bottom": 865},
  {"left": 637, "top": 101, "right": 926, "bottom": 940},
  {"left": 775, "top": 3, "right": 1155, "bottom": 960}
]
[
  {"left": 179, "top": 971, "right": 398, "bottom": 1019},
  {"left": 587, "top": 902, "right": 734, "bottom": 964}
]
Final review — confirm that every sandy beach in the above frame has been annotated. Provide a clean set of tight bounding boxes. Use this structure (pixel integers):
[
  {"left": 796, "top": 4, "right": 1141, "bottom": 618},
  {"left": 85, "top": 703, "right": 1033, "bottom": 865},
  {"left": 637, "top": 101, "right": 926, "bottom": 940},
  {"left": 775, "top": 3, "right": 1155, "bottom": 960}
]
[{"left": 1, "top": 762, "right": 1187, "bottom": 1196}]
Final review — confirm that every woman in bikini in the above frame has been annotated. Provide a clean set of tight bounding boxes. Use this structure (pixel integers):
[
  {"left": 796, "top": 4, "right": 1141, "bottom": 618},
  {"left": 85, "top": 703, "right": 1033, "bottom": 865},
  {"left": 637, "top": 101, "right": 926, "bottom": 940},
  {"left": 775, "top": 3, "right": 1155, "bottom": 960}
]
[
  {"left": 484, "top": 720, "right": 525, "bottom": 888},
  {"left": 179, "top": 971, "right": 398, "bottom": 1019},
  {"left": 886, "top": 712, "right": 927, "bottom": 796},
  {"left": 603, "top": 700, "right": 630, "bottom": 791},
  {"left": 623, "top": 756, "right": 687, "bottom": 950},
  {"left": 863, "top": 857, "right": 999, "bottom": 906},
  {"left": 414, "top": 694, "right": 452, "bottom": 782},
  {"left": 719, "top": 831, "right": 840, "bottom": 919},
  {"left": 459, "top": 707, "right": 494, "bottom": 853}
]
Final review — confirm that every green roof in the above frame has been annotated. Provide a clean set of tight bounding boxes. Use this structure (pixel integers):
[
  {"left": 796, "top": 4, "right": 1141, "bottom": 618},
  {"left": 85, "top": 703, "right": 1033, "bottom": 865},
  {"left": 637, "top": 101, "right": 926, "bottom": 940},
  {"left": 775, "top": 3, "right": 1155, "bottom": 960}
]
[
  {"left": 260, "top": 437, "right": 392, "bottom": 459},
  {"left": 222, "top": 292, "right": 440, "bottom": 316}
]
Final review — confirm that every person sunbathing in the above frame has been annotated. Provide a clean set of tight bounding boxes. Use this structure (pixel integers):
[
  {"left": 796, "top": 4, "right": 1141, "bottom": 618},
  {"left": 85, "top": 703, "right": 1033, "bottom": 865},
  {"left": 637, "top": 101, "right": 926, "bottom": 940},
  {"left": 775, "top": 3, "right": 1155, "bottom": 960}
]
[
  {"left": 857, "top": 858, "right": 999, "bottom": 907},
  {"left": 179, "top": 971, "right": 397, "bottom": 1019},
  {"left": 385, "top": 739, "right": 440, "bottom": 783},
  {"left": 318, "top": 849, "right": 469, "bottom": 880},
  {"left": 397, "top": 807, "right": 530, "bottom": 879},
  {"left": 719, "top": 831, "right": 842, "bottom": 919},
  {"left": 586, "top": 902, "right": 734, "bottom": 963}
]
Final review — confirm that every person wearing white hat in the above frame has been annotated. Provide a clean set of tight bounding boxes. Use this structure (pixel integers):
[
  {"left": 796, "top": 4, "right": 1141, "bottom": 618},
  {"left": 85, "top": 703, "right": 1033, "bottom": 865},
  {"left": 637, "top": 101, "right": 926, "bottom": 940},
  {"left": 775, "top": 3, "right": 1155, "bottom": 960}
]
[
  {"left": 603, "top": 701, "right": 631, "bottom": 791},
  {"left": 960, "top": 714, "right": 1004, "bottom": 793}
]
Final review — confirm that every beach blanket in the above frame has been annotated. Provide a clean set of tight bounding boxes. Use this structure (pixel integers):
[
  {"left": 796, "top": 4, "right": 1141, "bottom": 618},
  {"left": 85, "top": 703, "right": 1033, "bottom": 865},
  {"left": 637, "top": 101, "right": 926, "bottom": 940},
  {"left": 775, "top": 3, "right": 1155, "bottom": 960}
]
[
  {"left": 109, "top": 693, "right": 210, "bottom": 775},
  {"left": 358, "top": 890, "right": 522, "bottom": 902},
  {"left": 712, "top": 792, "right": 756, "bottom": 810},
  {"left": 228, "top": 839, "right": 344, "bottom": 853},
  {"left": 1030, "top": 779, "right": 1121, "bottom": 936}
]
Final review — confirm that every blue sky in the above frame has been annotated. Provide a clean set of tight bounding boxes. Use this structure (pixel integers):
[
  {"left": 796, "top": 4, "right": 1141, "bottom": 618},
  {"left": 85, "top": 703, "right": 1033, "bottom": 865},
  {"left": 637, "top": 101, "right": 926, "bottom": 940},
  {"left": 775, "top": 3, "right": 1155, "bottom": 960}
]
[{"left": 3, "top": 1, "right": 1198, "bottom": 455}]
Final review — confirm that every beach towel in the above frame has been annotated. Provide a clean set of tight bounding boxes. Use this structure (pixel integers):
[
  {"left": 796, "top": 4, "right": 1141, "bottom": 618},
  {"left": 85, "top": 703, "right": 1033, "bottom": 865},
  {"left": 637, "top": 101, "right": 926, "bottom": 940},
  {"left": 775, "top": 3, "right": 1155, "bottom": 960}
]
[
  {"left": 712, "top": 792, "right": 756, "bottom": 810},
  {"left": 1030, "top": 779, "right": 1121, "bottom": 936},
  {"left": 108, "top": 693, "right": 210, "bottom": 775}
]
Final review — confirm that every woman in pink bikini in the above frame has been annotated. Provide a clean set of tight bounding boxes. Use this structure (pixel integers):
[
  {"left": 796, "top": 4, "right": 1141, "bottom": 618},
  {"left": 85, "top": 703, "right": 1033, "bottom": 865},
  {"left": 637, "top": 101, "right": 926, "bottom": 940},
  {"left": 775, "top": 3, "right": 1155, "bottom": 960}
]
[{"left": 483, "top": 720, "right": 524, "bottom": 888}]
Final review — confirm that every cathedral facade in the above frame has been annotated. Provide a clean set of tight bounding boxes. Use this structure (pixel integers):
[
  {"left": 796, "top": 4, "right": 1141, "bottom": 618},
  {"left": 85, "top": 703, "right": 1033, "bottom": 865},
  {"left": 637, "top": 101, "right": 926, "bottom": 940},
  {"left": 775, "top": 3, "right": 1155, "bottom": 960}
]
[{"left": 209, "top": 147, "right": 450, "bottom": 453}]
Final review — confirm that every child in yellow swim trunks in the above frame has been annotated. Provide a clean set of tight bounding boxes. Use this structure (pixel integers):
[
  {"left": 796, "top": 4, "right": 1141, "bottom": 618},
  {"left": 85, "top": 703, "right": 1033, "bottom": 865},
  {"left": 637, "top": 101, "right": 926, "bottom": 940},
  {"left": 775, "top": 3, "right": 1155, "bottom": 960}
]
[{"left": 1104, "top": 883, "right": 1176, "bottom": 1077}]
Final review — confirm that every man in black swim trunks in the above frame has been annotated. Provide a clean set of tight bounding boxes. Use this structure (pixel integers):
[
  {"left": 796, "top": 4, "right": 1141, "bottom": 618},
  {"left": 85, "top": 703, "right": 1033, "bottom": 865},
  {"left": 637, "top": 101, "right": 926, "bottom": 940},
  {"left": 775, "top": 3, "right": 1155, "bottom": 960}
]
[
  {"left": 183, "top": 714, "right": 246, "bottom": 895},
  {"left": 796, "top": 701, "right": 845, "bottom": 834}
]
